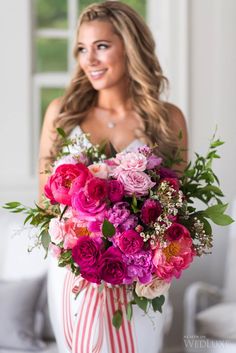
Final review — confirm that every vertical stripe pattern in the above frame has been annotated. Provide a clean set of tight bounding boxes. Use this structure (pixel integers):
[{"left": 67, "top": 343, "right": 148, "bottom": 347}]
[{"left": 62, "top": 272, "right": 137, "bottom": 353}]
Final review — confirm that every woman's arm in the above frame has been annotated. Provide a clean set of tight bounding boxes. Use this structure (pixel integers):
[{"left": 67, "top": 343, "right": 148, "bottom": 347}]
[
  {"left": 165, "top": 102, "right": 188, "bottom": 174},
  {"left": 38, "top": 98, "right": 62, "bottom": 203}
]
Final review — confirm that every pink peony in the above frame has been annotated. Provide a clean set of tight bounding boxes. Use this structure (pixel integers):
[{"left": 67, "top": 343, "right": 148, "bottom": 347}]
[
  {"left": 99, "top": 247, "right": 127, "bottom": 285},
  {"left": 118, "top": 170, "right": 156, "bottom": 197},
  {"left": 153, "top": 233, "right": 195, "bottom": 281},
  {"left": 48, "top": 218, "right": 65, "bottom": 244},
  {"left": 141, "top": 199, "right": 162, "bottom": 225},
  {"left": 88, "top": 163, "right": 109, "bottom": 179},
  {"left": 118, "top": 229, "right": 144, "bottom": 255},
  {"left": 108, "top": 180, "right": 124, "bottom": 203},
  {"left": 72, "top": 236, "right": 101, "bottom": 268},
  {"left": 44, "top": 163, "right": 90, "bottom": 206}
]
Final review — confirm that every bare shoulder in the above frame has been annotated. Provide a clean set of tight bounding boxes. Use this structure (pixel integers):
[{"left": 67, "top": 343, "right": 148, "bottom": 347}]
[
  {"left": 164, "top": 102, "right": 187, "bottom": 131},
  {"left": 43, "top": 97, "right": 63, "bottom": 128}
]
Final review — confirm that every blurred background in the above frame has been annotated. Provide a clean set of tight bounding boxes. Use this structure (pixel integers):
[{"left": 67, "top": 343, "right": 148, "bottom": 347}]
[{"left": 0, "top": 1, "right": 236, "bottom": 352}]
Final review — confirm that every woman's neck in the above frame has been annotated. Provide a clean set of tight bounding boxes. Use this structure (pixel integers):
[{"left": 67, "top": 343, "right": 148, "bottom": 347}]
[{"left": 96, "top": 82, "right": 132, "bottom": 115}]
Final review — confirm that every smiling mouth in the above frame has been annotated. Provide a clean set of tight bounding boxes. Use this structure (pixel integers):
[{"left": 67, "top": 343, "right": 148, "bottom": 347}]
[{"left": 89, "top": 69, "right": 107, "bottom": 79}]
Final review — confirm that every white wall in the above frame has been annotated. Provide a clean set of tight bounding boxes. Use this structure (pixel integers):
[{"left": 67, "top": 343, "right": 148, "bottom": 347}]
[
  {"left": 164, "top": 0, "right": 236, "bottom": 351},
  {"left": 0, "top": 0, "right": 37, "bottom": 205}
]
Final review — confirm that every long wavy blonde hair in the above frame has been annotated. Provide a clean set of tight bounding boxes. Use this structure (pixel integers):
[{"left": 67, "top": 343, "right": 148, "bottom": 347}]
[{"left": 52, "top": 0, "right": 176, "bottom": 159}]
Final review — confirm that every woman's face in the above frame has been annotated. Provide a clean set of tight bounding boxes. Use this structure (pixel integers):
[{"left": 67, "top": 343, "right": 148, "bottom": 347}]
[{"left": 77, "top": 20, "right": 127, "bottom": 91}]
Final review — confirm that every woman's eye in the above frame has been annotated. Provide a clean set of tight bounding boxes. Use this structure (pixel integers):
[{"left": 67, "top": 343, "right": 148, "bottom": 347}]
[
  {"left": 97, "top": 44, "right": 109, "bottom": 50},
  {"left": 78, "top": 47, "right": 86, "bottom": 53}
]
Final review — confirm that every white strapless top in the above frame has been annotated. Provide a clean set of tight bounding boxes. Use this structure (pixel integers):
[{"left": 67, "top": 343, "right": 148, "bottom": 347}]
[{"left": 69, "top": 125, "right": 144, "bottom": 153}]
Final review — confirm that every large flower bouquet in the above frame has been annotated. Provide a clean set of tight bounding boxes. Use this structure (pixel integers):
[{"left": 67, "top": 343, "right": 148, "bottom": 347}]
[{"left": 4, "top": 130, "right": 233, "bottom": 328}]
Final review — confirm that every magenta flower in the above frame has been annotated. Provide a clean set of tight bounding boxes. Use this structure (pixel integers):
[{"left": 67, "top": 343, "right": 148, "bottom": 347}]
[
  {"left": 108, "top": 180, "right": 124, "bottom": 202},
  {"left": 122, "top": 250, "right": 153, "bottom": 284},
  {"left": 141, "top": 199, "right": 162, "bottom": 225},
  {"left": 165, "top": 223, "right": 190, "bottom": 241},
  {"left": 118, "top": 229, "right": 144, "bottom": 255},
  {"left": 99, "top": 247, "right": 127, "bottom": 285},
  {"left": 106, "top": 202, "right": 130, "bottom": 227},
  {"left": 85, "top": 177, "right": 108, "bottom": 201},
  {"left": 72, "top": 236, "right": 101, "bottom": 268},
  {"left": 80, "top": 268, "right": 101, "bottom": 284},
  {"left": 72, "top": 190, "right": 106, "bottom": 216}
]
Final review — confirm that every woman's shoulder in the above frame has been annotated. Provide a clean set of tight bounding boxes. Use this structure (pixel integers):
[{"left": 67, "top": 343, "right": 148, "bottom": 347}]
[
  {"left": 163, "top": 102, "right": 186, "bottom": 129},
  {"left": 45, "top": 97, "right": 63, "bottom": 121}
]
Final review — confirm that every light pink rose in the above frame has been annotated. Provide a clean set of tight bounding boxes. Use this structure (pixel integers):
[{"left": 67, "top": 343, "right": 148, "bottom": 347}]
[
  {"left": 118, "top": 170, "right": 156, "bottom": 197},
  {"left": 48, "top": 218, "right": 65, "bottom": 244},
  {"left": 135, "top": 275, "right": 171, "bottom": 299},
  {"left": 117, "top": 152, "right": 147, "bottom": 171},
  {"left": 49, "top": 243, "right": 61, "bottom": 258},
  {"left": 88, "top": 163, "right": 109, "bottom": 179}
]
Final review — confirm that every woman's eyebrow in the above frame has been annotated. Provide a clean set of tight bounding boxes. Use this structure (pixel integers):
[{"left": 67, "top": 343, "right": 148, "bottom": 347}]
[{"left": 77, "top": 39, "right": 112, "bottom": 45}]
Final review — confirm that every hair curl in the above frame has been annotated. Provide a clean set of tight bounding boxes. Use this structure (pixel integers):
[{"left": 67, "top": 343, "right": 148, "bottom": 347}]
[{"left": 51, "top": 1, "right": 176, "bottom": 160}]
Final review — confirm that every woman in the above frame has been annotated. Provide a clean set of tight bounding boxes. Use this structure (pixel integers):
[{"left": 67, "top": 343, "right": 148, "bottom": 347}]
[{"left": 39, "top": 2, "right": 188, "bottom": 353}]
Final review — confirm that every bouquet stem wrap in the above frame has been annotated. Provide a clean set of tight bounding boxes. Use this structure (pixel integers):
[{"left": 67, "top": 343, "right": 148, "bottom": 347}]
[{"left": 63, "top": 272, "right": 136, "bottom": 353}]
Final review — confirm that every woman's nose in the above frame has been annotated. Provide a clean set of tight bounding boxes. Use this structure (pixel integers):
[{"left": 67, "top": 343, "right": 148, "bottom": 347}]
[{"left": 86, "top": 49, "right": 99, "bottom": 65}]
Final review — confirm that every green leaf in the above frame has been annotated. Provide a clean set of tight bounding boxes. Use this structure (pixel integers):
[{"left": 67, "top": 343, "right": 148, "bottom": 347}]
[
  {"left": 112, "top": 309, "right": 123, "bottom": 329},
  {"left": 126, "top": 302, "right": 133, "bottom": 321},
  {"left": 3, "top": 201, "right": 22, "bottom": 209},
  {"left": 152, "top": 295, "right": 165, "bottom": 313},
  {"left": 205, "top": 203, "right": 228, "bottom": 217},
  {"left": 210, "top": 139, "right": 224, "bottom": 148},
  {"left": 133, "top": 291, "right": 148, "bottom": 312},
  {"left": 57, "top": 127, "right": 66, "bottom": 139},
  {"left": 132, "top": 194, "right": 137, "bottom": 208},
  {"left": 207, "top": 213, "right": 234, "bottom": 226},
  {"left": 102, "top": 219, "right": 116, "bottom": 238},
  {"left": 41, "top": 230, "right": 51, "bottom": 251},
  {"left": 98, "top": 282, "right": 105, "bottom": 293}
]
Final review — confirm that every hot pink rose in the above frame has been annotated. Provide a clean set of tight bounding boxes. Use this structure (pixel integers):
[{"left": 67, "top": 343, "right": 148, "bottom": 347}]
[
  {"left": 141, "top": 199, "right": 162, "bottom": 225},
  {"left": 118, "top": 229, "right": 144, "bottom": 254},
  {"left": 99, "top": 247, "right": 127, "bottom": 285},
  {"left": 166, "top": 223, "right": 190, "bottom": 241},
  {"left": 118, "top": 170, "right": 156, "bottom": 197},
  {"left": 85, "top": 177, "right": 108, "bottom": 201},
  {"left": 72, "top": 190, "right": 106, "bottom": 215},
  {"left": 44, "top": 163, "right": 90, "bottom": 206},
  {"left": 72, "top": 236, "right": 101, "bottom": 268},
  {"left": 108, "top": 180, "right": 124, "bottom": 202}
]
